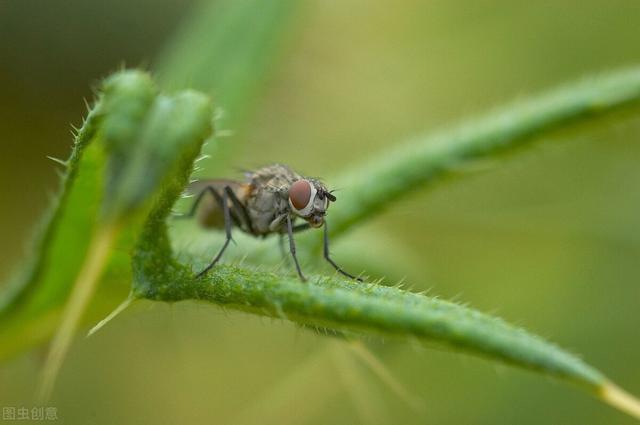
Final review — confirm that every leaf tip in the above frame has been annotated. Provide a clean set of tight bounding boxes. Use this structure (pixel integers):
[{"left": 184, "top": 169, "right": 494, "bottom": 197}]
[{"left": 87, "top": 296, "right": 133, "bottom": 338}]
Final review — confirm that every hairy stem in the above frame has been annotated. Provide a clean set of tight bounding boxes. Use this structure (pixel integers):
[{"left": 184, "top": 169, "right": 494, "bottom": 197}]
[
  {"left": 325, "top": 68, "right": 640, "bottom": 238},
  {"left": 135, "top": 264, "right": 606, "bottom": 390}
]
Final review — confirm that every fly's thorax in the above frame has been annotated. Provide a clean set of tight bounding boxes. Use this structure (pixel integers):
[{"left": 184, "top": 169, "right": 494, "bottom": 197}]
[{"left": 245, "top": 183, "right": 290, "bottom": 234}]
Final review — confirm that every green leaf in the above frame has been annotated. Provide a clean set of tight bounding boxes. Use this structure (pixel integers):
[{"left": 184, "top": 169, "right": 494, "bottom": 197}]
[
  {"left": 31, "top": 64, "right": 214, "bottom": 397},
  {"left": 0, "top": 70, "right": 213, "bottom": 359}
]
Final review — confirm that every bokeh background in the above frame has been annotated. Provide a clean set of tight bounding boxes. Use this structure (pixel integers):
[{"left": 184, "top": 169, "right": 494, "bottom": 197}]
[{"left": 1, "top": 1, "right": 640, "bottom": 424}]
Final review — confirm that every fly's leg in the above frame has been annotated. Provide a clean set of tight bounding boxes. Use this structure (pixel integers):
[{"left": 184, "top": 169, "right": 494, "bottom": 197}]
[
  {"left": 288, "top": 221, "right": 362, "bottom": 281},
  {"left": 286, "top": 215, "right": 306, "bottom": 282},
  {"left": 224, "top": 186, "right": 254, "bottom": 234},
  {"left": 196, "top": 187, "right": 233, "bottom": 278},
  {"left": 185, "top": 186, "right": 243, "bottom": 228},
  {"left": 323, "top": 222, "right": 363, "bottom": 282},
  {"left": 280, "top": 222, "right": 306, "bottom": 268},
  {"left": 183, "top": 186, "right": 210, "bottom": 218}
]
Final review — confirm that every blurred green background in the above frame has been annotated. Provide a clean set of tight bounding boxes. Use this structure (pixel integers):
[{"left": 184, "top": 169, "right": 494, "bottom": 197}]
[{"left": 1, "top": 1, "right": 640, "bottom": 424}]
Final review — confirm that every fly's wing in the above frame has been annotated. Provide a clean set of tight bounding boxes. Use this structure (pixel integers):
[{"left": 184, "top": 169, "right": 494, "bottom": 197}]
[{"left": 187, "top": 179, "right": 251, "bottom": 230}]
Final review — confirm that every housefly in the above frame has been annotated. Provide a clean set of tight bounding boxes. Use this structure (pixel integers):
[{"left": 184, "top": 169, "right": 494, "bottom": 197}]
[{"left": 186, "top": 164, "right": 362, "bottom": 282}]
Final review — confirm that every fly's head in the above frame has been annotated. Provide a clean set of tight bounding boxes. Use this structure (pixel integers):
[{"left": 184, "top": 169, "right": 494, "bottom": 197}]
[{"left": 287, "top": 179, "right": 336, "bottom": 228}]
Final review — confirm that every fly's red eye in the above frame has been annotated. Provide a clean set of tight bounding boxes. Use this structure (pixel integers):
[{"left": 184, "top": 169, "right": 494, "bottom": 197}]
[{"left": 289, "top": 179, "right": 312, "bottom": 210}]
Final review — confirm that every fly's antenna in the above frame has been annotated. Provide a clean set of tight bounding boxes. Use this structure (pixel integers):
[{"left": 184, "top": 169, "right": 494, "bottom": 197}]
[{"left": 318, "top": 188, "right": 336, "bottom": 202}]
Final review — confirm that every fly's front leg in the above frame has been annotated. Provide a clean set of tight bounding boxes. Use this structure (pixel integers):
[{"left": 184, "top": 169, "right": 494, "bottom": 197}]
[
  {"left": 323, "top": 222, "right": 363, "bottom": 282},
  {"left": 286, "top": 215, "right": 307, "bottom": 282},
  {"left": 196, "top": 187, "right": 234, "bottom": 278},
  {"left": 280, "top": 222, "right": 308, "bottom": 266}
]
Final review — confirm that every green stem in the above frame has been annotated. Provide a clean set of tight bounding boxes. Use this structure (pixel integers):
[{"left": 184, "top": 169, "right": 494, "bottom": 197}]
[
  {"left": 134, "top": 263, "right": 606, "bottom": 391},
  {"left": 0, "top": 104, "right": 103, "bottom": 318},
  {"left": 326, "top": 68, "right": 640, "bottom": 238},
  {"left": 133, "top": 261, "right": 640, "bottom": 418}
]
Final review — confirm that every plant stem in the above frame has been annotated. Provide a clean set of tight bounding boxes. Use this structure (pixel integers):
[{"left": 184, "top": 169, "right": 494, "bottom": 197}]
[
  {"left": 135, "top": 265, "right": 606, "bottom": 392},
  {"left": 347, "top": 341, "right": 424, "bottom": 412},
  {"left": 600, "top": 382, "right": 640, "bottom": 420},
  {"left": 37, "top": 221, "right": 120, "bottom": 402},
  {"left": 325, "top": 68, "right": 640, "bottom": 238}
]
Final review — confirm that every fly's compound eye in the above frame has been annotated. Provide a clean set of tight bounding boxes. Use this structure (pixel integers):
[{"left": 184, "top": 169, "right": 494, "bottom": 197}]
[{"left": 289, "top": 179, "right": 317, "bottom": 217}]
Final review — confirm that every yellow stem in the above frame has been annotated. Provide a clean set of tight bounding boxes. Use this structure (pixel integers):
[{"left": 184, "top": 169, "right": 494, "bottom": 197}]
[
  {"left": 600, "top": 381, "right": 640, "bottom": 420},
  {"left": 37, "top": 221, "right": 119, "bottom": 403},
  {"left": 347, "top": 341, "right": 425, "bottom": 413}
]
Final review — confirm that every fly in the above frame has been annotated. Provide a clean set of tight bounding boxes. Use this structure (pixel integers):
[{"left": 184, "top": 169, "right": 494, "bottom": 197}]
[{"left": 185, "top": 163, "right": 362, "bottom": 282}]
